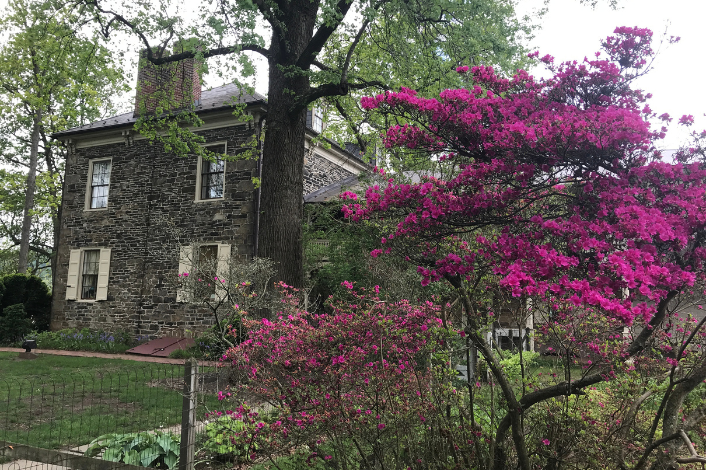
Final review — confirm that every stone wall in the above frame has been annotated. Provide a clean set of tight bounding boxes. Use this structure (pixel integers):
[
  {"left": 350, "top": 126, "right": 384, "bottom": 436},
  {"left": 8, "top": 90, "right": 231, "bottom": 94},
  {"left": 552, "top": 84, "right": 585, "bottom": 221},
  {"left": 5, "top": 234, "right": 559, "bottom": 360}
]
[
  {"left": 303, "top": 152, "right": 354, "bottom": 195},
  {"left": 51, "top": 124, "right": 257, "bottom": 337}
]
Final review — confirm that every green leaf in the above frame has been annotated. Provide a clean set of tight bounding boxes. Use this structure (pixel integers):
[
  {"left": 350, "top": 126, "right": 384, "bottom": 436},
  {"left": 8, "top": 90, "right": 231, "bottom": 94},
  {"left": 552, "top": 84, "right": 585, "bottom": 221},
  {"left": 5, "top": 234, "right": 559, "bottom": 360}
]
[
  {"left": 156, "top": 434, "right": 174, "bottom": 454},
  {"left": 139, "top": 445, "right": 161, "bottom": 467},
  {"left": 123, "top": 449, "right": 141, "bottom": 466},
  {"left": 163, "top": 452, "right": 178, "bottom": 469},
  {"left": 103, "top": 447, "right": 123, "bottom": 463}
]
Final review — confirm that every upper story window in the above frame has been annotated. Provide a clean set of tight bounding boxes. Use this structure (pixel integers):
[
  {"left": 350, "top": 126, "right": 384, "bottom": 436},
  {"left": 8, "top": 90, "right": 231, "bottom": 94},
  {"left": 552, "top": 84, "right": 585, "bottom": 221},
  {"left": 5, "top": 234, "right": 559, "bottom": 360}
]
[
  {"left": 196, "top": 144, "right": 226, "bottom": 201},
  {"left": 86, "top": 159, "right": 111, "bottom": 210},
  {"left": 312, "top": 108, "right": 324, "bottom": 133}
]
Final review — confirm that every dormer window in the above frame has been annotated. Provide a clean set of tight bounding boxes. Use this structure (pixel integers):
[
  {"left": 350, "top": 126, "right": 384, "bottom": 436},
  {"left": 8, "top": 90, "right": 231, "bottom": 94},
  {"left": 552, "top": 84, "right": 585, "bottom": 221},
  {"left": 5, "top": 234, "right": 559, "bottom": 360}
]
[{"left": 196, "top": 143, "right": 226, "bottom": 201}]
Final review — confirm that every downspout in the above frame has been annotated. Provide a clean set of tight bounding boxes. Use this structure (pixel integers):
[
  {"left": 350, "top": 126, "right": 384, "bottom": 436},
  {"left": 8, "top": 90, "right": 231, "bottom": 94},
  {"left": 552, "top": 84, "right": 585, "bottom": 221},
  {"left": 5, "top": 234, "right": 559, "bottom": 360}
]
[{"left": 253, "top": 115, "right": 266, "bottom": 258}]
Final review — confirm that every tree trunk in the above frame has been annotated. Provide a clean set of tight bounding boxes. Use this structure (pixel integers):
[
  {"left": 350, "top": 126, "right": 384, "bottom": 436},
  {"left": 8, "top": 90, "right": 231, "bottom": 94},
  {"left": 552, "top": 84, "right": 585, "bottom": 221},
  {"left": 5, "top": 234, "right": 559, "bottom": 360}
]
[
  {"left": 18, "top": 114, "right": 41, "bottom": 274},
  {"left": 257, "top": 2, "right": 318, "bottom": 288}
]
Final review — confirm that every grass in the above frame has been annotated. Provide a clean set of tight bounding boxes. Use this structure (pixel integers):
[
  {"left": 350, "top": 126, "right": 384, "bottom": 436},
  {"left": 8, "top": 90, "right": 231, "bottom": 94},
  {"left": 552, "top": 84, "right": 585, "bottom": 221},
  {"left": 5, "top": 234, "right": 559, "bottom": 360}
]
[{"left": 0, "top": 352, "right": 221, "bottom": 450}]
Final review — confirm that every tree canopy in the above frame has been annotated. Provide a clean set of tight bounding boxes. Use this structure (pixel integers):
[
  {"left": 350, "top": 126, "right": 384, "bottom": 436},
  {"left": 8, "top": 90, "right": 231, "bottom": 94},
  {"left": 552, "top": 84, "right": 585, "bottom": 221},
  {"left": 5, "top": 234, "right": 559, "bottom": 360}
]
[
  {"left": 81, "top": 0, "right": 538, "bottom": 287},
  {"left": 0, "top": 0, "right": 126, "bottom": 278}
]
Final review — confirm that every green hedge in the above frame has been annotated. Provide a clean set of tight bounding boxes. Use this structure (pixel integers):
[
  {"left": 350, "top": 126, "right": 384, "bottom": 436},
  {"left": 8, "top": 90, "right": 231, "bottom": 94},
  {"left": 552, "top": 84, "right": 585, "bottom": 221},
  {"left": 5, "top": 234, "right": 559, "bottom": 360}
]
[
  {"left": 0, "top": 273, "right": 52, "bottom": 331},
  {"left": 0, "top": 303, "right": 32, "bottom": 344}
]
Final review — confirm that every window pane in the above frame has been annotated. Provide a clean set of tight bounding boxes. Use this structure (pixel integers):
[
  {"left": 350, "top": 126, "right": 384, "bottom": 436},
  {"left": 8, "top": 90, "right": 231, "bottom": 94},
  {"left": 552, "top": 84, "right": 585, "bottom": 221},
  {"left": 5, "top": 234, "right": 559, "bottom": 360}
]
[
  {"left": 90, "top": 161, "right": 111, "bottom": 208},
  {"left": 198, "top": 245, "right": 218, "bottom": 297},
  {"left": 92, "top": 162, "right": 111, "bottom": 185},
  {"left": 81, "top": 250, "right": 100, "bottom": 300}
]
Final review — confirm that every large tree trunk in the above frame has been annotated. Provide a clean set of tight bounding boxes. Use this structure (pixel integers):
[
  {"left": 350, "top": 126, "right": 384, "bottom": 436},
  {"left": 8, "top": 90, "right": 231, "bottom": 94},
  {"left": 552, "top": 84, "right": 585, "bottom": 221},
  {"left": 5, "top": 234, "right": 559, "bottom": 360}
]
[
  {"left": 18, "top": 114, "right": 41, "bottom": 274},
  {"left": 258, "top": 1, "right": 318, "bottom": 288}
]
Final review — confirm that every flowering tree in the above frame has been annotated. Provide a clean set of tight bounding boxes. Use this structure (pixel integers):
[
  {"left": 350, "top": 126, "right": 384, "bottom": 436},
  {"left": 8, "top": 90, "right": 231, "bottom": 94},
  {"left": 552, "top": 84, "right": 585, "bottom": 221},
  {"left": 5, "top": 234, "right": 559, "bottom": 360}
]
[{"left": 340, "top": 27, "right": 706, "bottom": 469}]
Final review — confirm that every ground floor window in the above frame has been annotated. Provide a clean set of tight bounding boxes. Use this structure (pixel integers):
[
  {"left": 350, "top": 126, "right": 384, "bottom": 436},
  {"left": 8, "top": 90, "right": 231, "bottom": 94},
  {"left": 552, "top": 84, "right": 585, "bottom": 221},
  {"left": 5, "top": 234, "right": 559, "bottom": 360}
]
[{"left": 80, "top": 250, "right": 100, "bottom": 300}]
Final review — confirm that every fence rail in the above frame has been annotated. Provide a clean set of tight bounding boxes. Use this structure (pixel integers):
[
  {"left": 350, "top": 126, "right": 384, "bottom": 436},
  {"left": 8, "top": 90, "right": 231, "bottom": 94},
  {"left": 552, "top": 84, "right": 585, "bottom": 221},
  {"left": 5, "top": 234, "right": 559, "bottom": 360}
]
[{"left": 0, "top": 358, "right": 226, "bottom": 470}]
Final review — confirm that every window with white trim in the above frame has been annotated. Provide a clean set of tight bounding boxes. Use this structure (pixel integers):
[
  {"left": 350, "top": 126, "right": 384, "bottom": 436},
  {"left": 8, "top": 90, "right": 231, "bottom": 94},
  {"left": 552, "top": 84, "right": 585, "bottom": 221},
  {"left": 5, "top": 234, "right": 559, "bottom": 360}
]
[
  {"left": 177, "top": 243, "right": 231, "bottom": 302},
  {"left": 312, "top": 108, "right": 324, "bottom": 133},
  {"left": 65, "top": 248, "right": 112, "bottom": 301},
  {"left": 196, "top": 144, "right": 226, "bottom": 201},
  {"left": 86, "top": 159, "right": 111, "bottom": 209}
]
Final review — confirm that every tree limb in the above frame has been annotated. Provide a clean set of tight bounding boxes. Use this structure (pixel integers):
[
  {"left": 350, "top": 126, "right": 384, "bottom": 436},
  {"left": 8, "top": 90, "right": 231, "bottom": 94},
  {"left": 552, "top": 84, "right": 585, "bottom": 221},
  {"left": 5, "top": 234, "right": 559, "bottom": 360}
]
[
  {"left": 293, "top": 80, "right": 388, "bottom": 115},
  {"left": 87, "top": 0, "right": 269, "bottom": 63},
  {"left": 295, "top": 0, "right": 356, "bottom": 70}
]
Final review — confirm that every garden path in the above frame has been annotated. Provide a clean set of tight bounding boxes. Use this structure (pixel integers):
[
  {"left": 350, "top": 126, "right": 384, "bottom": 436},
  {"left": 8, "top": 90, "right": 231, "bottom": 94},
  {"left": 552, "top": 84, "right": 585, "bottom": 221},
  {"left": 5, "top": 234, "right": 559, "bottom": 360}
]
[{"left": 0, "top": 348, "right": 218, "bottom": 366}]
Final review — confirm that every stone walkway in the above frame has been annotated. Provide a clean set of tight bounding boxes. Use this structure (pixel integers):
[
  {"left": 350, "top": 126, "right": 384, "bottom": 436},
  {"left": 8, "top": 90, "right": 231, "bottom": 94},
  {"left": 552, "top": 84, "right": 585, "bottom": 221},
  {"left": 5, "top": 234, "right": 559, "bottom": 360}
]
[{"left": 0, "top": 347, "right": 218, "bottom": 366}]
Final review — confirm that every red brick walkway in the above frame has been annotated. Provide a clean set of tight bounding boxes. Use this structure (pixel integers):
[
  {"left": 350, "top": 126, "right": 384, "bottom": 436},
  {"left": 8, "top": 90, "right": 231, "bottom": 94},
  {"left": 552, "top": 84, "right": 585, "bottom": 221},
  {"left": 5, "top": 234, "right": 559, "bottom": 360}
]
[{"left": 0, "top": 347, "right": 219, "bottom": 365}]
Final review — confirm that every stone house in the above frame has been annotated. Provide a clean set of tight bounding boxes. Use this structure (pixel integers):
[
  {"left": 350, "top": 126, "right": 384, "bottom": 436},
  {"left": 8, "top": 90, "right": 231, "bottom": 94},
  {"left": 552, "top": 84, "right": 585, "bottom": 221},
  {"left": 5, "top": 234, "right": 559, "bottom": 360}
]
[{"left": 50, "top": 55, "right": 368, "bottom": 337}]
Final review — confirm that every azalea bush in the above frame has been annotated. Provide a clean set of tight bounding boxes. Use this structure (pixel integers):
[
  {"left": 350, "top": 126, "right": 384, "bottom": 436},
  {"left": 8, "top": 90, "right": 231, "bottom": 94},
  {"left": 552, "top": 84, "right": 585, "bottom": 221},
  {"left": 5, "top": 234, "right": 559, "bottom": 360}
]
[
  {"left": 337, "top": 26, "right": 706, "bottom": 469},
  {"left": 206, "top": 27, "right": 706, "bottom": 469},
  {"left": 212, "top": 285, "right": 481, "bottom": 469}
]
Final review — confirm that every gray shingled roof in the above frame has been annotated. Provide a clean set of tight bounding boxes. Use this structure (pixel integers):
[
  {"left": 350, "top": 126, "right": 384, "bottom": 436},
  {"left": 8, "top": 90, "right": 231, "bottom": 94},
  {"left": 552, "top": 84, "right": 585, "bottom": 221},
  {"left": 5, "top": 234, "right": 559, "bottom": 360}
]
[{"left": 53, "top": 83, "right": 266, "bottom": 137}]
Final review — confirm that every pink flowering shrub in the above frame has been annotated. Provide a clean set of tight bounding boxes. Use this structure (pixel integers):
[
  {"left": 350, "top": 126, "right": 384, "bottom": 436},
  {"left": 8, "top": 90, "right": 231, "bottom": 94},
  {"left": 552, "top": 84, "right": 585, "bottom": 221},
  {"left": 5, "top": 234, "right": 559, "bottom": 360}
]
[
  {"left": 341, "top": 27, "right": 706, "bottom": 470},
  {"left": 213, "top": 287, "right": 485, "bottom": 468}
]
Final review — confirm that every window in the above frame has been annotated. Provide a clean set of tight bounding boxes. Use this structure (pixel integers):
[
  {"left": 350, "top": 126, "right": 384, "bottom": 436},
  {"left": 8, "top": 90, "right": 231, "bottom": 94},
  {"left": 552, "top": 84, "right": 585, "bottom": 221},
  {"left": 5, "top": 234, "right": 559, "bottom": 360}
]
[
  {"left": 196, "top": 144, "right": 226, "bottom": 201},
  {"left": 80, "top": 250, "right": 100, "bottom": 299},
  {"left": 176, "top": 243, "right": 231, "bottom": 303},
  {"left": 87, "top": 159, "right": 111, "bottom": 209},
  {"left": 312, "top": 108, "right": 324, "bottom": 133},
  {"left": 65, "top": 248, "right": 112, "bottom": 301},
  {"left": 487, "top": 328, "right": 532, "bottom": 352},
  {"left": 197, "top": 245, "right": 218, "bottom": 297}
]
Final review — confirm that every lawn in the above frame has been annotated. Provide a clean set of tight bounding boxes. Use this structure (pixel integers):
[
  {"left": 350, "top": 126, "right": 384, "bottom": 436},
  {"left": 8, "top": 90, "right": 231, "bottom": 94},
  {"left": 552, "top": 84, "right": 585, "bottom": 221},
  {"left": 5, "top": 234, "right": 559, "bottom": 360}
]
[{"left": 0, "top": 352, "right": 222, "bottom": 450}]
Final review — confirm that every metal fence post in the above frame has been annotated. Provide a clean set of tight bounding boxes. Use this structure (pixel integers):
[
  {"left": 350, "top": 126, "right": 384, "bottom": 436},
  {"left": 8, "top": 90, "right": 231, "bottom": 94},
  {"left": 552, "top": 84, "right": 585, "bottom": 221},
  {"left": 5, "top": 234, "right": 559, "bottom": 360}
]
[{"left": 179, "top": 358, "right": 197, "bottom": 470}]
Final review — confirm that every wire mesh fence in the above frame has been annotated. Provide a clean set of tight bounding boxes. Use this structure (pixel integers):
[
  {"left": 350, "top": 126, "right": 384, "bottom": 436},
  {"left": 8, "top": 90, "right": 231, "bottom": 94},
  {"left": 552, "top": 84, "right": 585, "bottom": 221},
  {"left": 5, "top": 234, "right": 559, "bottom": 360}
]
[{"left": 0, "top": 358, "right": 226, "bottom": 470}]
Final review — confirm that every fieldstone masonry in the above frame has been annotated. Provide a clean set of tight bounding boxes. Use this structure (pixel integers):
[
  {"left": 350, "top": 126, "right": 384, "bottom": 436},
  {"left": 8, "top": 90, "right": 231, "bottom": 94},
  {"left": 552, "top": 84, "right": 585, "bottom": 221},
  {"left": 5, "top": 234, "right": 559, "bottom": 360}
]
[
  {"left": 303, "top": 152, "right": 355, "bottom": 195},
  {"left": 51, "top": 124, "right": 258, "bottom": 337}
]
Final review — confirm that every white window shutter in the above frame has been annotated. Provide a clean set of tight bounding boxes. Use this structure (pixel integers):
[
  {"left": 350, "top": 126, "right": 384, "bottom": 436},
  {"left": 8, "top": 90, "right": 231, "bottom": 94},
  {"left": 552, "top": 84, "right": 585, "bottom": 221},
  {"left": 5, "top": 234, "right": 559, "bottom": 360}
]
[
  {"left": 216, "top": 244, "right": 231, "bottom": 296},
  {"left": 177, "top": 245, "right": 193, "bottom": 303},
  {"left": 65, "top": 249, "right": 81, "bottom": 300},
  {"left": 96, "top": 248, "right": 112, "bottom": 301}
]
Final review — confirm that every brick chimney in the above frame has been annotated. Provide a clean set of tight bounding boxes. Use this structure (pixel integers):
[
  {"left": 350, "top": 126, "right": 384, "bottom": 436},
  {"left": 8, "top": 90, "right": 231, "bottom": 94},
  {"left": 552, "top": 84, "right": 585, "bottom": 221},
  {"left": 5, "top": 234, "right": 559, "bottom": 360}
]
[{"left": 134, "top": 42, "right": 201, "bottom": 116}]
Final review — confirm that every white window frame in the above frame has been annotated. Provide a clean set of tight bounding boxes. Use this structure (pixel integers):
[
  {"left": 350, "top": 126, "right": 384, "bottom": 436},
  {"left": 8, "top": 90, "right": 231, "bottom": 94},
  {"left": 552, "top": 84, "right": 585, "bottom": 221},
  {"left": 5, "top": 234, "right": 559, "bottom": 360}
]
[
  {"left": 65, "top": 248, "right": 112, "bottom": 302},
  {"left": 312, "top": 107, "right": 324, "bottom": 133},
  {"left": 177, "top": 243, "right": 231, "bottom": 303},
  {"left": 195, "top": 142, "right": 227, "bottom": 202},
  {"left": 487, "top": 327, "right": 533, "bottom": 352},
  {"left": 85, "top": 158, "right": 112, "bottom": 211}
]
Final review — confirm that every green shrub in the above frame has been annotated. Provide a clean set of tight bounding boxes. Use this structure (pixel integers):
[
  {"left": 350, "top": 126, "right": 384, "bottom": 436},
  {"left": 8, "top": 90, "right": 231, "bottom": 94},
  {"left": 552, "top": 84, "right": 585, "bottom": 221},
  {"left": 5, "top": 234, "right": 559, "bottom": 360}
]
[
  {"left": 0, "top": 273, "right": 52, "bottom": 331},
  {"left": 168, "top": 346, "right": 202, "bottom": 359},
  {"left": 0, "top": 303, "right": 32, "bottom": 344},
  {"left": 195, "top": 320, "right": 246, "bottom": 361},
  {"left": 201, "top": 415, "right": 254, "bottom": 463},
  {"left": 34, "top": 328, "right": 141, "bottom": 353},
  {"left": 84, "top": 431, "right": 180, "bottom": 469}
]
